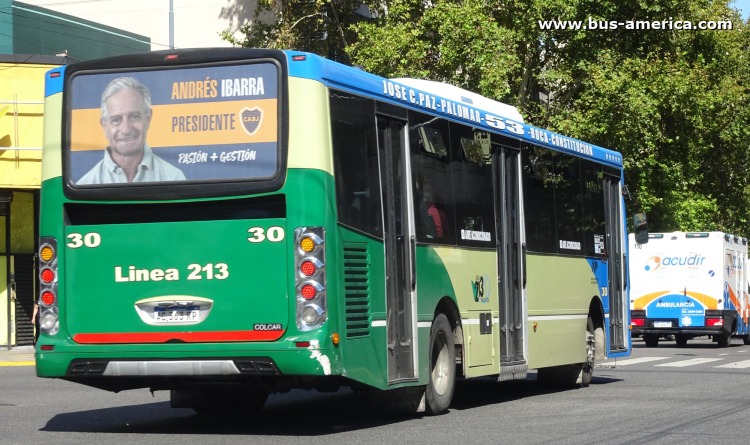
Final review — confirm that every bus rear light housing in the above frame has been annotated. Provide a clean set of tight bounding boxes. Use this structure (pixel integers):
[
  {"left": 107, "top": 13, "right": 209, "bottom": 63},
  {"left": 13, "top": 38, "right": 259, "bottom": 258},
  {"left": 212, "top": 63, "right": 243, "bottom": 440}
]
[
  {"left": 294, "top": 228, "right": 326, "bottom": 331},
  {"left": 41, "top": 268, "right": 55, "bottom": 283},
  {"left": 706, "top": 318, "right": 724, "bottom": 326},
  {"left": 631, "top": 318, "right": 645, "bottom": 327},
  {"left": 38, "top": 237, "right": 59, "bottom": 336},
  {"left": 41, "top": 291, "right": 56, "bottom": 306}
]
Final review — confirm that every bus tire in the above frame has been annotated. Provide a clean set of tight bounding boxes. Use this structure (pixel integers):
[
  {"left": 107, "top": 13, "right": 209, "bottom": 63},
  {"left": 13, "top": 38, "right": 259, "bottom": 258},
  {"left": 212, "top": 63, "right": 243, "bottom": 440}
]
[
  {"left": 581, "top": 316, "right": 595, "bottom": 387},
  {"left": 425, "top": 313, "right": 455, "bottom": 415},
  {"left": 644, "top": 335, "right": 659, "bottom": 347},
  {"left": 675, "top": 335, "right": 689, "bottom": 346}
]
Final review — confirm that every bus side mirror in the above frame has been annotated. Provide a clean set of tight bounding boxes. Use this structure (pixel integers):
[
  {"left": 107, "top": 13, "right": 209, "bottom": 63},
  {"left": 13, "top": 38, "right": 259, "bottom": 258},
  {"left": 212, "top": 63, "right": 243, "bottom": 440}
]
[{"left": 633, "top": 212, "right": 649, "bottom": 244}]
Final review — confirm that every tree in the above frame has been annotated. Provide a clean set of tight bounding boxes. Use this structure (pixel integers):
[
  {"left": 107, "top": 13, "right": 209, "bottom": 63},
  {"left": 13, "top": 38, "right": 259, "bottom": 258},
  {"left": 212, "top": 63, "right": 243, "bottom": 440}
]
[{"left": 225, "top": 0, "right": 750, "bottom": 233}]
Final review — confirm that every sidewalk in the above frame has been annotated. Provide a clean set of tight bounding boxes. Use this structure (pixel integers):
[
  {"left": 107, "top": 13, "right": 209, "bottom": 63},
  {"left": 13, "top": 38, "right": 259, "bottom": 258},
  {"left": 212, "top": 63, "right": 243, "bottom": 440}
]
[{"left": 0, "top": 346, "right": 36, "bottom": 366}]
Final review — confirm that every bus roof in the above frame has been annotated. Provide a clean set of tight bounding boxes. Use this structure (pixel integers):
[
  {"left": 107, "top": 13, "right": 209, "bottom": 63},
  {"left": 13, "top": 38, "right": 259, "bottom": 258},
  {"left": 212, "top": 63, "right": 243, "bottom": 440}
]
[
  {"left": 43, "top": 48, "right": 624, "bottom": 169},
  {"left": 286, "top": 51, "right": 623, "bottom": 168}
]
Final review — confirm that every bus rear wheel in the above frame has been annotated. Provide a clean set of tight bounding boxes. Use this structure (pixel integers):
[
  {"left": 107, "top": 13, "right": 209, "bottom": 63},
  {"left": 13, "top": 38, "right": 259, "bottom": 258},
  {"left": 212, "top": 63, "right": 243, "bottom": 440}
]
[{"left": 425, "top": 313, "right": 455, "bottom": 415}]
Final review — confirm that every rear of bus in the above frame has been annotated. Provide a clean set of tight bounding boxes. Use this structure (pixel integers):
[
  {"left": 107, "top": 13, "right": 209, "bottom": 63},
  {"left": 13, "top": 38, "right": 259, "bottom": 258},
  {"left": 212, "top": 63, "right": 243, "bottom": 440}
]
[{"left": 36, "top": 49, "right": 341, "bottom": 405}]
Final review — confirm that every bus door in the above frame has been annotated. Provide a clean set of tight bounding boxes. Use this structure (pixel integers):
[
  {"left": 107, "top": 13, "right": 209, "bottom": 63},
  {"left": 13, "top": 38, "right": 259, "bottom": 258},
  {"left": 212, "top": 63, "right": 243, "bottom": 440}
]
[
  {"left": 494, "top": 145, "right": 527, "bottom": 378},
  {"left": 603, "top": 175, "right": 627, "bottom": 352},
  {"left": 376, "top": 116, "right": 417, "bottom": 383}
]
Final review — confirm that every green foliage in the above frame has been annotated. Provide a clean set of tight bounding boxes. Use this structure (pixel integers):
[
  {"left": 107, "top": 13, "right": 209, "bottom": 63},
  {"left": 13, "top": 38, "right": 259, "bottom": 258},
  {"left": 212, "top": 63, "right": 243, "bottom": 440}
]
[{"left": 224, "top": 0, "right": 750, "bottom": 234}]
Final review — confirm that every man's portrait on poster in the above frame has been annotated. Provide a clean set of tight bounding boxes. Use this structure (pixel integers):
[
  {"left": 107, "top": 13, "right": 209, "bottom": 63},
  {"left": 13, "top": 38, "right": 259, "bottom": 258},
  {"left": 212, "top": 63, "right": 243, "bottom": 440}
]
[{"left": 77, "top": 77, "right": 186, "bottom": 184}]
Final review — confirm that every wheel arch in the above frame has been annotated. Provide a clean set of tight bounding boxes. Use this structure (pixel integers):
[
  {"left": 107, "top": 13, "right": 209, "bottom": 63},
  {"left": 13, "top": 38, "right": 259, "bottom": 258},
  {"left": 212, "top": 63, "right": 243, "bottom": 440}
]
[
  {"left": 434, "top": 296, "right": 463, "bottom": 377},
  {"left": 589, "top": 296, "right": 606, "bottom": 360}
]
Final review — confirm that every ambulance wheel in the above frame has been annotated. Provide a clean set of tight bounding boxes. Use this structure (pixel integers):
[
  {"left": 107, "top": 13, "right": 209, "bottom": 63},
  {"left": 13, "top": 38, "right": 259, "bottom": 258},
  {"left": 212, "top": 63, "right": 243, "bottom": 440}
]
[
  {"left": 744, "top": 334, "right": 750, "bottom": 345},
  {"left": 717, "top": 332, "right": 731, "bottom": 348},
  {"left": 675, "top": 335, "right": 689, "bottom": 347},
  {"left": 644, "top": 335, "right": 659, "bottom": 347},
  {"left": 425, "top": 313, "right": 455, "bottom": 415}
]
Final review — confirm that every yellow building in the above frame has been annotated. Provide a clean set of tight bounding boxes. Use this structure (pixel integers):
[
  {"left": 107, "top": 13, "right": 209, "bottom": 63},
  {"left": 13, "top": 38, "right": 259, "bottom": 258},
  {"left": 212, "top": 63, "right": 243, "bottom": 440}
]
[
  {"left": 0, "top": 54, "right": 67, "bottom": 348},
  {"left": 0, "top": 0, "right": 150, "bottom": 349}
]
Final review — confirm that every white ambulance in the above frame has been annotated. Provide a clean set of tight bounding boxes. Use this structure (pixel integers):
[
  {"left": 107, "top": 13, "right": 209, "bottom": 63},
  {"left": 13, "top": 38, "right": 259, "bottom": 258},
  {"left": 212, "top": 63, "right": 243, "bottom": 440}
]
[{"left": 628, "top": 232, "right": 750, "bottom": 347}]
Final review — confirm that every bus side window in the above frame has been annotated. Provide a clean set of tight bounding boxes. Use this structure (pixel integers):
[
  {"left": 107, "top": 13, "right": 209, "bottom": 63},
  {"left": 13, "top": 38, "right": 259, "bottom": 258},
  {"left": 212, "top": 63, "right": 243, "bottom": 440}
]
[
  {"left": 408, "top": 110, "right": 455, "bottom": 245},
  {"left": 553, "top": 151, "right": 585, "bottom": 256},
  {"left": 522, "top": 144, "right": 557, "bottom": 253},
  {"left": 581, "top": 160, "right": 606, "bottom": 257},
  {"left": 330, "top": 91, "right": 383, "bottom": 237},
  {"left": 450, "top": 122, "right": 495, "bottom": 248}
]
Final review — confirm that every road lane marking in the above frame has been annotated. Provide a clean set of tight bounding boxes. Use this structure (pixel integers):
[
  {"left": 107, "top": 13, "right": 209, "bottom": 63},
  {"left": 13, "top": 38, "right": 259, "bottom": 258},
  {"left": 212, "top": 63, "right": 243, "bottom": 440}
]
[
  {"left": 655, "top": 358, "right": 723, "bottom": 367},
  {"left": 738, "top": 350, "right": 748, "bottom": 353},
  {"left": 716, "top": 359, "right": 750, "bottom": 369},
  {"left": 0, "top": 361, "right": 35, "bottom": 367},
  {"left": 599, "top": 357, "right": 669, "bottom": 366}
]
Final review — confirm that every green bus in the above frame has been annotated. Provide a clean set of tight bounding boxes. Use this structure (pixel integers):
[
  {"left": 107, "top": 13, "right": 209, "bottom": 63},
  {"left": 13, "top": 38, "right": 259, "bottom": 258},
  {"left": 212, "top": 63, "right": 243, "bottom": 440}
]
[{"left": 36, "top": 48, "right": 632, "bottom": 415}]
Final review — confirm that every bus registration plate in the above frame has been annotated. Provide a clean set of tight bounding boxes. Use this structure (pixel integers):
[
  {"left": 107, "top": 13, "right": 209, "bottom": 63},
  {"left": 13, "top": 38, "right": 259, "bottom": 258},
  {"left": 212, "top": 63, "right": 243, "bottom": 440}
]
[
  {"left": 653, "top": 321, "right": 672, "bottom": 327},
  {"left": 154, "top": 309, "right": 199, "bottom": 323}
]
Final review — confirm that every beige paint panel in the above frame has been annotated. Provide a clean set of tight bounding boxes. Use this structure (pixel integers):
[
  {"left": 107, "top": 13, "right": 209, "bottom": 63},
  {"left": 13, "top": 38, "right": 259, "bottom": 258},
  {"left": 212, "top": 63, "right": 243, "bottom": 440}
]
[
  {"left": 42, "top": 93, "right": 63, "bottom": 181},
  {"left": 286, "top": 77, "right": 333, "bottom": 175},
  {"left": 432, "top": 247, "right": 500, "bottom": 376},
  {"left": 431, "top": 247, "right": 498, "bottom": 314},
  {"left": 465, "top": 314, "right": 494, "bottom": 374},
  {"left": 526, "top": 254, "right": 600, "bottom": 315},
  {"left": 528, "top": 318, "right": 587, "bottom": 369}
]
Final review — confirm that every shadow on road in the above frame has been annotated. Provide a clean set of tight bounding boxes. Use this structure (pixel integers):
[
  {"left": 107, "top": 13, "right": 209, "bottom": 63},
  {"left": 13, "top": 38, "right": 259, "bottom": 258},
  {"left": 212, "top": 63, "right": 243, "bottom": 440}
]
[
  {"left": 41, "top": 374, "right": 622, "bottom": 435},
  {"left": 450, "top": 374, "right": 621, "bottom": 411}
]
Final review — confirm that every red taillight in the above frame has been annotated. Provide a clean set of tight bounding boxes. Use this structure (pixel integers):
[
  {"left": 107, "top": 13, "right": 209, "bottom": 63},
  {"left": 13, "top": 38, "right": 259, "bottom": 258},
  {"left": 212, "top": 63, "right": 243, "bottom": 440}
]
[
  {"left": 41, "top": 291, "right": 55, "bottom": 305},
  {"left": 706, "top": 318, "right": 724, "bottom": 326},
  {"left": 49, "top": 72, "right": 61, "bottom": 78},
  {"left": 41, "top": 269, "right": 54, "bottom": 283},
  {"left": 301, "top": 284, "right": 316, "bottom": 299},
  {"left": 40, "top": 345, "right": 54, "bottom": 351},
  {"left": 301, "top": 261, "right": 316, "bottom": 276},
  {"left": 631, "top": 318, "right": 645, "bottom": 327},
  {"left": 296, "top": 341, "right": 310, "bottom": 348},
  {"left": 292, "top": 55, "right": 306, "bottom": 61},
  {"left": 165, "top": 54, "right": 179, "bottom": 60}
]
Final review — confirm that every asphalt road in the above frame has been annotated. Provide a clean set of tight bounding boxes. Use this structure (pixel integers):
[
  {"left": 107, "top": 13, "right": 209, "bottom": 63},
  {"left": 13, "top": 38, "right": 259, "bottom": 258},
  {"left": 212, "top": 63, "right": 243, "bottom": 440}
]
[{"left": 2, "top": 336, "right": 750, "bottom": 445}]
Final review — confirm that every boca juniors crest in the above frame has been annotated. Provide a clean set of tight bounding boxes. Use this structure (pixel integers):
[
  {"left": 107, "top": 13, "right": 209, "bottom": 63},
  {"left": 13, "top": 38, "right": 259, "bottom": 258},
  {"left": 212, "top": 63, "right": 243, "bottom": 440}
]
[{"left": 239, "top": 106, "right": 264, "bottom": 136}]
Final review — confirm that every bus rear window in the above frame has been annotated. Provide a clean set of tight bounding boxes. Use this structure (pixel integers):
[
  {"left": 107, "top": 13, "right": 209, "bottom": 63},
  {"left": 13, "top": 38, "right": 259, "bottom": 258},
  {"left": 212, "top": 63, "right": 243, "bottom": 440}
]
[{"left": 67, "top": 62, "right": 280, "bottom": 186}]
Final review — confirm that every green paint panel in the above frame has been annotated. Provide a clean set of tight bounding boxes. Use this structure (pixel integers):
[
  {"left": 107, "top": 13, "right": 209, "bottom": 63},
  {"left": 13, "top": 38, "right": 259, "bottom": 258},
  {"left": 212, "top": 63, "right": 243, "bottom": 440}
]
[
  {"left": 64, "top": 219, "right": 288, "bottom": 337},
  {"left": 336, "top": 227, "right": 389, "bottom": 388},
  {"left": 11, "top": 2, "right": 149, "bottom": 59},
  {"left": 37, "top": 169, "right": 345, "bottom": 378}
]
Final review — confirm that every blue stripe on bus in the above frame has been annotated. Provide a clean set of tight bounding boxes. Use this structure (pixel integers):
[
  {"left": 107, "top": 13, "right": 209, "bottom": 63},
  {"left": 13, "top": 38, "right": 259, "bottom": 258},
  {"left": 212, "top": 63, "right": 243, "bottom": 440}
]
[
  {"left": 285, "top": 51, "right": 623, "bottom": 168},
  {"left": 45, "top": 66, "right": 66, "bottom": 97}
]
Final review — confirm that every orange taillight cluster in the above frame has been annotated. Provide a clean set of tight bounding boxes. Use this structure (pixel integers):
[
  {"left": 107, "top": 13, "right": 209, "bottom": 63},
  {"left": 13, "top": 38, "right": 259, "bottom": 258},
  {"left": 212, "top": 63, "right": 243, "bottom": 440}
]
[
  {"left": 295, "top": 228, "right": 326, "bottom": 331},
  {"left": 38, "top": 237, "right": 60, "bottom": 336}
]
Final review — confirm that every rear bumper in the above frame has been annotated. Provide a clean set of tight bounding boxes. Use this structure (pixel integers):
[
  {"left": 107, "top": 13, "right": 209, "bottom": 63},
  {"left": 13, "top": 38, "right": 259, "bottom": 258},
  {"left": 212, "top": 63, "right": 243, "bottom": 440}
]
[
  {"left": 36, "top": 335, "right": 340, "bottom": 380},
  {"left": 632, "top": 327, "right": 727, "bottom": 336},
  {"left": 632, "top": 310, "right": 736, "bottom": 337}
]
